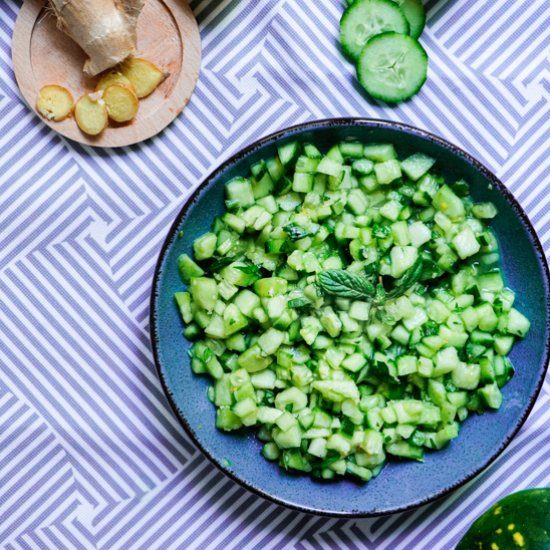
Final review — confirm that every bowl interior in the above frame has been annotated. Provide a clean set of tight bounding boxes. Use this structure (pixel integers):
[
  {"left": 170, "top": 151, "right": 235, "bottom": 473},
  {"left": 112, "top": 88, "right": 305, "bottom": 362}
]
[{"left": 151, "top": 120, "right": 549, "bottom": 516}]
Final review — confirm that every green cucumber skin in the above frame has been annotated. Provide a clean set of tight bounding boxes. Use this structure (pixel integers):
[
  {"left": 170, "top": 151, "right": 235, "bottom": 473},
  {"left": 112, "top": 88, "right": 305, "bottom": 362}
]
[
  {"left": 456, "top": 489, "right": 550, "bottom": 550},
  {"left": 393, "top": 0, "right": 426, "bottom": 39},
  {"left": 356, "top": 32, "right": 428, "bottom": 103},
  {"left": 345, "top": 0, "right": 426, "bottom": 39},
  {"left": 340, "top": 0, "right": 410, "bottom": 61}
]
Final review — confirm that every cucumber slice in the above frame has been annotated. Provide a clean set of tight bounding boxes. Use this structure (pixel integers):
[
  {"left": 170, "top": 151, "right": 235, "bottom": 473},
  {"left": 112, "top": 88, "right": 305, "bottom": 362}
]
[
  {"left": 391, "top": 0, "right": 426, "bottom": 38},
  {"left": 340, "top": 0, "right": 410, "bottom": 61},
  {"left": 357, "top": 32, "right": 428, "bottom": 103}
]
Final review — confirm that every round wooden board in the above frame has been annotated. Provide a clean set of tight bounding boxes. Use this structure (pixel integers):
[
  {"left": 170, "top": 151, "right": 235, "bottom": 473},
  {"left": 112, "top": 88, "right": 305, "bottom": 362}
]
[{"left": 12, "top": 0, "right": 201, "bottom": 148}]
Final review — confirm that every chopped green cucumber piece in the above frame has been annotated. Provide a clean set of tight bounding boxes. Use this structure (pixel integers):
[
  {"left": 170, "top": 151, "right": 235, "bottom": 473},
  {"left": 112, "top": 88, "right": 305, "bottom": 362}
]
[{"left": 401, "top": 153, "right": 435, "bottom": 181}]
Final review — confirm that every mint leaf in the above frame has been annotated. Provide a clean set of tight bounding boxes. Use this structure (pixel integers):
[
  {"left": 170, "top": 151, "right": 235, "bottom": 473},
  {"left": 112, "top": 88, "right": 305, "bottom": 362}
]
[
  {"left": 318, "top": 259, "right": 423, "bottom": 305},
  {"left": 284, "top": 223, "right": 310, "bottom": 241},
  {"left": 235, "top": 264, "right": 261, "bottom": 276},
  {"left": 317, "top": 270, "right": 376, "bottom": 300},
  {"left": 386, "top": 258, "right": 423, "bottom": 299}
]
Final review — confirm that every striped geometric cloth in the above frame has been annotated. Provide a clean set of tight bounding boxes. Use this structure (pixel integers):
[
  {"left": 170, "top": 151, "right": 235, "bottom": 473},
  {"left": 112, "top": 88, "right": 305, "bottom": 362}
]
[{"left": 1, "top": 0, "right": 549, "bottom": 548}]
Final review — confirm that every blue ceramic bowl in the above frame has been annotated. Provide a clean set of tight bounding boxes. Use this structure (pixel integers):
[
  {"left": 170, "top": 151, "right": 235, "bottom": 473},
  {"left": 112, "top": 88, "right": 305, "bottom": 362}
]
[{"left": 150, "top": 119, "right": 550, "bottom": 516}]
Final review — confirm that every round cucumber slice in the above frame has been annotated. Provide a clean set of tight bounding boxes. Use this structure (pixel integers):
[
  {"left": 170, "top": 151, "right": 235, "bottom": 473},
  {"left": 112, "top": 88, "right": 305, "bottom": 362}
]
[
  {"left": 357, "top": 32, "right": 428, "bottom": 103},
  {"left": 391, "top": 0, "right": 426, "bottom": 38},
  {"left": 340, "top": 0, "right": 410, "bottom": 61}
]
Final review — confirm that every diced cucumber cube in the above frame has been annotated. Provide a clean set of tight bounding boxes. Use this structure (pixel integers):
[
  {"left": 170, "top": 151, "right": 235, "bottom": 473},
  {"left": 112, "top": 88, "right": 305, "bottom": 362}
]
[
  {"left": 397, "top": 355, "right": 417, "bottom": 377},
  {"left": 475, "top": 303, "right": 498, "bottom": 332},
  {"left": 277, "top": 141, "right": 300, "bottom": 166},
  {"left": 401, "top": 153, "right": 435, "bottom": 181},
  {"left": 308, "top": 438, "right": 327, "bottom": 458},
  {"left": 326, "top": 433, "right": 351, "bottom": 456},
  {"left": 408, "top": 221, "right": 431, "bottom": 247},
  {"left": 190, "top": 277, "right": 218, "bottom": 312},
  {"left": 193, "top": 233, "right": 217, "bottom": 260},
  {"left": 252, "top": 172, "right": 274, "bottom": 199},
  {"left": 216, "top": 408, "right": 242, "bottom": 431},
  {"left": 374, "top": 159, "right": 402, "bottom": 184},
  {"left": 262, "top": 442, "right": 281, "bottom": 460},
  {"left": 433, "top": 185, "right": 465, "bottom": 220},
  {"left": 417, "top": 357, "right": 434, "bottom": 377},
  {"left": 352, "top": 158, "right": 374, "bottom": 175},
  {"left": 316, "top": 157, "right": 343, "bottom": 177},
  {"left": 347, "top": 189, "right": 369, "bottom": 215},
  {"left": 233, "top": 289, "right": 261, "bottom": 317},
  {"left": 433, "top": 346, "right": 459, "bottom": 376},
  {"left": 266, "top": 156, "right": 284, "bottom": 181},
  {"left": 292, "top": 172, "right": 314, "bottom": 193},
  {"left": 258, "top": 328, "right": 285, "bottom": 355},
  {"left": 304, "top": 143, "right": 322, "bottom": 159},
  {"left": 451, "top": 362, "right": 481, "bottom": 390},
  {"left": 254, "top": 277, "right": 288, "bottom": 297},
  {"left": 390, "top": 221, "right": 410, "bottom": 245},
  {"left": 272, "top": 425, "right": 302, "bottom": 449},
  {"left": 312, "top": 380, "right": 360, "bottom": 403},
  {"left": 237, "top": 345, "right": 273, "bottom": 373},
  {"left": 390, "top": 246, "right": 418, "bottom": 278},
  {"left": 477, "top": 272, "right": 504, "bottom": 292},
  {"left": 177, "top": 253, "right": 204, "bottom": 282},
  {"left": 472, "top": 202, "right": 498, "bottom": 219},
  {"left": 391, "top": 324, "right": 410, "bottom": 346},
  {"left": 494, "top": 335, "right": 514, "bottom": 356},
  {"left": 275, "top": 387, "right": 308, "bottom": 412},
  {"left": 363, "top": 144, "right": 397, "bottom": 162},
  {"left": 232, "top": 397, "right": 258, "bottom": 419},
  {"left": 506, "top": 308, "right": 530, "bottom": 337},
  {"left": 226, "top": 177, "right": 255, "bottom": 208},
  {"left": 300, "top": 316, "right": 323, "bottom": 345},
  {"left": 380, "top": 200, "right": 403, "bottom": 221},
  {"left": 386, "top": 441, "right": 424, "bottom": 461},
  {"left": 452, "top": 227, "right": 480, "bottom": 259},
  {"left": 174, "top": 291, "right": 193, "bottom": 324},
  {"left": 320, "top": 307, "right": 343, "bottom": 338},
  {"left": 223, "top": 303, "right": 249, "bottom": 335},
  {"left": 326, "top": 144, "right": 345, "bottom": 162},
  {"left": 342, "top": 353, "right": 367, "bottom": 373},
  {"left": 479, "top": 382, "right": 502, "bottom": 409},
  {"left": 432, "top": 423, "right": 460, "bottom": 449},
  {"left": 339, "top": 141, "right": 364, "bottom": 159},
  {"left": 349, "top": 301, "right": 371, "bottom": 321}
]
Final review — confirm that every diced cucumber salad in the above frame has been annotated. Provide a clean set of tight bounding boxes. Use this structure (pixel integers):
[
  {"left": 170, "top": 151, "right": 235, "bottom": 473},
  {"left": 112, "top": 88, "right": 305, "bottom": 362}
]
[
  {"left": 341, "top": 0, "right": 428, "bottom": 103},
  {"left": 174, "top": 140, "right": 530, "bottom": 482}
]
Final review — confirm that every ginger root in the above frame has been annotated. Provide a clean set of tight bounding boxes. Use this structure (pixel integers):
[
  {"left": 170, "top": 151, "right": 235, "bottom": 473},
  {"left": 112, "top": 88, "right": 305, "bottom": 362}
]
[
  {"left": 36, "top": 85, "right": 74, "bottom": 121},
  {"left": 74, "top": 92, "right": 108, "bottom": 135},
  {"left": 49, "top": 0, "right": 144, "bottom": 77},
  {"left": 103, "top": 84, "right": 139, "bottom": 123},
  {"left": 120, "top": 58, "right": 168, "bottom": 98},
  {"left": 96, "top": 71, "right": 134, "bottom": 93}
]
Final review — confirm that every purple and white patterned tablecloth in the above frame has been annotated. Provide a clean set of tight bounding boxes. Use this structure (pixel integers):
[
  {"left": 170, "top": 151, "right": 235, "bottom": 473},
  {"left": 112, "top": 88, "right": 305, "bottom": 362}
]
[{"left": 1, "top": 0, "right": 549, "bottom": 548}]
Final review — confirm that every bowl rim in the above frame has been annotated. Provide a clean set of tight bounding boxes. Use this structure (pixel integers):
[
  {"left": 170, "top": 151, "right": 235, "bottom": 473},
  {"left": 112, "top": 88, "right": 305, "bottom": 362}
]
[{"left": 150, "top": 117, "right": 550, "bottom": 518}]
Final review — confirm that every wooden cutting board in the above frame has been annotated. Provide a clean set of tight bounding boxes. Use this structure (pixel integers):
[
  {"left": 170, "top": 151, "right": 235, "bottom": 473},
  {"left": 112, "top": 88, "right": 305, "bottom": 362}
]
[{"left": 12, "top": 0, "right": 201, "bottom": 148}]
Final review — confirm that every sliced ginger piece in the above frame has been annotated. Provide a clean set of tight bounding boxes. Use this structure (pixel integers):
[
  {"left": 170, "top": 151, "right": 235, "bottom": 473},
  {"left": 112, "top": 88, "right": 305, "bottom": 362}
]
[
  {"left": 103, "top": 84, "right": 139, "bottom": 123},
  {"left": 36, "top": 85, "right": 74, "bottom": 121},
  {"left": 96, "top": 71, "right": 134, "bottom": 93},
  {"left": 74, "top": 92, "right": 108, "bottom": 136},
  {"left": 120, "top": 58, "right": 168, "bottom": 98}
]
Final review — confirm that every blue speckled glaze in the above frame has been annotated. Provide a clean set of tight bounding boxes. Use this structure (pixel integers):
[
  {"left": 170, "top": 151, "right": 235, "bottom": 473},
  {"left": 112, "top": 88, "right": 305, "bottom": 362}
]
[{"left": 150, "top": 119, "right": 550, "bottom": 517}]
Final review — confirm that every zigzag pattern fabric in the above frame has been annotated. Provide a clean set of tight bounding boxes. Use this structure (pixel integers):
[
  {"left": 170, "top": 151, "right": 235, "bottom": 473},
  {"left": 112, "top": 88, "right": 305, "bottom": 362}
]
[{"left": 1, "top": 0, "right": 549, "bottom": 548}]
